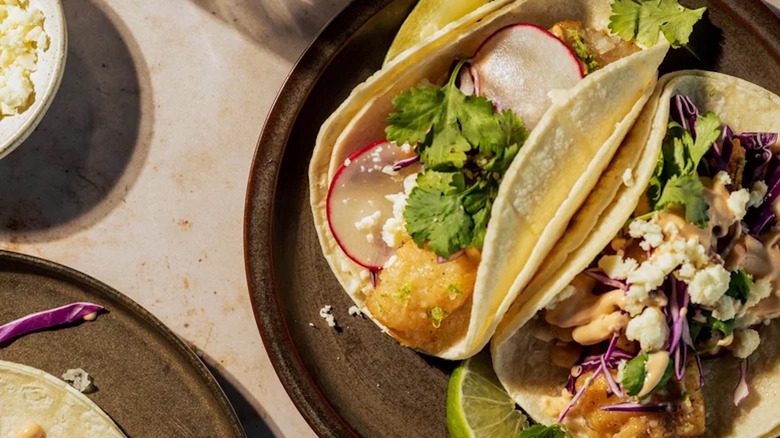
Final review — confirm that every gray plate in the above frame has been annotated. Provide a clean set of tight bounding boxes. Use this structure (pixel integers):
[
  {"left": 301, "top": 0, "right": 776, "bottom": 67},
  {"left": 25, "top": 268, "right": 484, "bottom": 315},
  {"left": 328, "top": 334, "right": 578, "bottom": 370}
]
[
  {"left": 244, "top": 0, "right": 780, "bottom": 437},
  {"left": 0, "top": 250, "right": 244, "bottom": 437}
]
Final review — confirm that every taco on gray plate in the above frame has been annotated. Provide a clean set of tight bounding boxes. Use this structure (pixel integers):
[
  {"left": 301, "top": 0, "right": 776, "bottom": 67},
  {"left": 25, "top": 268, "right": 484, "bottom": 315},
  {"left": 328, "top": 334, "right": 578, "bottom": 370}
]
[
  {"left": 493, "top": 70, "right": 780, "bottom": 437},
  {"left": 309, "top": 0, "right": 687, "bottom": 359}
]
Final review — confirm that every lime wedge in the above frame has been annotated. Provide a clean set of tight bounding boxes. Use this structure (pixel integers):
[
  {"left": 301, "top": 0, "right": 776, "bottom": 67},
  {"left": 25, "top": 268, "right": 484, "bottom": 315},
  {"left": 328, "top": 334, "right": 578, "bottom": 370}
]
[
  {"left": 447, "top": 350, "right": 528, "bottom": 438},
  {"left": 384, "top": 0, "right": 490, "bottom": 66}
]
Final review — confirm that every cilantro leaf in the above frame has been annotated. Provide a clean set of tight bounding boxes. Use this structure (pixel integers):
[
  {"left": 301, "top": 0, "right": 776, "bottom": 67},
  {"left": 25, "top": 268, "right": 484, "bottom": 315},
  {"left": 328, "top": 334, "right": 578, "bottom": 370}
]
[
  {"left": 609, "top": 0, "right": 706, "bottom": 48},
  {"left": 622, "top": 353, "right": 648, "bottom": 397},
  {"left": 404, "top": 187, "right": 473, "bottom": 258},
  {"left": 726, "top": 269, "right": 752, "bottom": 303},
  {"left": 518, "top": 424, "right": 572, "bottom": 438},
  {"left": 655, "top": 174, "right": 709, "bottom": 226},
  {"left": 690, "top": 112, "right": 722, "bottom": 169},
  {"left": 416, "top": 170, "right": 465, "bottom": 195},
  {"left": 385, "top": 86, "right": 443, "bottom": 146}
]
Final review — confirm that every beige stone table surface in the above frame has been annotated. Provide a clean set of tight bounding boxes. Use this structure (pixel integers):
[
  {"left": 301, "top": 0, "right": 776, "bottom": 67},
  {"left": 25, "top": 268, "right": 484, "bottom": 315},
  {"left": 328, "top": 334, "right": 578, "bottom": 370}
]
[
  {"left": 2, "top": 1, "right": 779, "bottom": 437},
  {"left": 0, "top": 0, "right": 349, "bottom": 437}
]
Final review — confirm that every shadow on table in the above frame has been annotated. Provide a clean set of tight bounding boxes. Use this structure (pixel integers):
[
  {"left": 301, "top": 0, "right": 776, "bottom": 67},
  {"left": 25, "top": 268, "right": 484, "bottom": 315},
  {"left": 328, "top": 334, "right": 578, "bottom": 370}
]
[
  {"left": 199, "top": 352, "right": 280, "bottom": 438},
  {"left": 0, "top": 0, "right": 152, "bottom": 242},
  {"left": 189, "top": 0, "right": 351, "bottom": 63}
]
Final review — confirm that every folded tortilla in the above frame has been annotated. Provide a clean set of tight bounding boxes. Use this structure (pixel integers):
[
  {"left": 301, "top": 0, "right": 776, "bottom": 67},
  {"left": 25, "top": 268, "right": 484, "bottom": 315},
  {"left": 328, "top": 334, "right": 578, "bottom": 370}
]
[
  {"left": 310, "top": 0, "right": 669, "bottom": 359},
  {"left": 0, "top": 360, "right": 125, "bottom": 437},
  {"left": 493, "top": 70, "right": 780, "bottom": 437}
]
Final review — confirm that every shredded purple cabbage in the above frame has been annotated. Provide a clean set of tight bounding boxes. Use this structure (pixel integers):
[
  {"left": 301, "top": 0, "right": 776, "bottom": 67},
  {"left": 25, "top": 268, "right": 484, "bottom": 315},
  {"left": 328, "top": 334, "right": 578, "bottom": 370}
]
[
  {"left": 672, "top": 92, "right": 780, "bottom": 235},
  {"left": 671, "top": 95, "right": 699, "bottom": 133},
  {"left": 601, "top": 402, "right": 675, "bottom": 413},
  {"left": 584, "top": 269, "right": 627, "bottom": 291},
  {"left": 0, "top": 302, "right": 104, "bottom": 345},
  {"left": 734, "top": 360, "right": 749, "bottom": 406},
  {"left": 392, "top": 155, "right": 420, "bottom": 171}
]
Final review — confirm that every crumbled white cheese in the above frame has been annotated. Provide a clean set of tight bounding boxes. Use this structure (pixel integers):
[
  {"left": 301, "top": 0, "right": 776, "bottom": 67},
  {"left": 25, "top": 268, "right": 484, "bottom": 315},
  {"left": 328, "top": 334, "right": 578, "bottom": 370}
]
[
  {"left": 400, "top": 142, "right": 413, "bottom": 154},
  {"left": 348, "top": 306, "right": 363, "bottom": 317},
  {"left": 381, "top": 165, "right": 397, "bottom": 176},
  {"left": 598, "top": 255, "right": 638, "bottom": 280},
  {"left": 687, "top": 264, "right": 731, "bottom": 306},
  {"left": 365, "top": 233, "right": 374, "bottom": 244},
  {"left": 344, "top": 157, "right": 351, "bottom": 167},
  {"left": 61, "top": 368, "right": 95, "bottom": 394},
  {"left": 626, "top": 307, "right": 669, "bottom": 352},
  {"left": 628, "top": 219, "right": 664, "bottom": 251},
  {"left": 319, "top": 305, "right": 337, "bottom": 328},
  {"left": 622, "top": 168, "right": 635, "bottom": 187},
  {"left": 727, "top": 188, "right": 750, "bottom": 221},
  {"left": 746, "top": 278, "right": 772, "bottom": 308},
  {"left": 712, "top": 295, "right": 739, "bottom": 321},
  {"left": 381, "top": 172, "right": 418, "bottom": 248},
  {"left": 730, "top": 329, "right": 761, "bottom": 359},
  {"left": 626, "top": 263, "right": 665, "bottom": 308},
  {"left": 354, "top": 210, "right": 381, "bottom": 232},
  {"left": 714, "top": 171, "right": 732, "bottom": 186},
  {"left": 0, "top": 0, "right": 49, "bottom": 115},
  {"left": 382, "top": 193, "right": 407, "bottom": 248},
  {"left": 749, "top": 181, "right": 768, "bottom": 208}
]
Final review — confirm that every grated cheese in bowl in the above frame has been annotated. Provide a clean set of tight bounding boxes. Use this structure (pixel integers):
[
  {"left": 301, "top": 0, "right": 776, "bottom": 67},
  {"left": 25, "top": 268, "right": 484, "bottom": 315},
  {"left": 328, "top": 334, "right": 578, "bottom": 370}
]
[
  {"left": 0, "top": 0, "right": 65, "bottom": 159},
  {"left": 0, "top": 0, "right": 50, "bottom": 116}
]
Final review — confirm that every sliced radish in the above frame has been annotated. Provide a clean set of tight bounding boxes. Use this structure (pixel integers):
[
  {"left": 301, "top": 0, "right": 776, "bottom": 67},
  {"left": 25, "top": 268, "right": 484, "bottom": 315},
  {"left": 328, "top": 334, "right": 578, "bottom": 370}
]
[
  {"left": 471, "top": 23, "right": 584, "bottom": 129},
  {"left": 326, "top": 140, "right": 421, "bottom": 270}
]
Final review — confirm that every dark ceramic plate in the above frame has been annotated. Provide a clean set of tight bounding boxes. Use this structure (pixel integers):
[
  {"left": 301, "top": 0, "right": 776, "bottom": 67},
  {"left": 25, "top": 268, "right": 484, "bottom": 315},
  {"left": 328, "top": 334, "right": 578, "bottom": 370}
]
[
  {"left": 245, "top": 1, "right": 780, "bottom": 437},
  {"left": 0, "top": 251, "right": 244, "bottom": 437}
]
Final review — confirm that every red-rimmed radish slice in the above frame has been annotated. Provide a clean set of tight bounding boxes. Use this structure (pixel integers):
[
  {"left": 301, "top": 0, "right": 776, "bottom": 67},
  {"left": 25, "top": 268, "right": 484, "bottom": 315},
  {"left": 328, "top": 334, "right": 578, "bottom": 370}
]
[
  {"left": 471, "top": 23, "right": 584, "bottom": 129},
  {"left": 326, "top": 140, "right": 421, "bottom": 270}
]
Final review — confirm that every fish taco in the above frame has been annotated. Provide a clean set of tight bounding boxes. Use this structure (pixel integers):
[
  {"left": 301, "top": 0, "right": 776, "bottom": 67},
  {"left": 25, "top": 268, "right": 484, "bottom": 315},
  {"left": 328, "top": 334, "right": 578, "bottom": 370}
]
[
  {"left": 493, "top": 70, "right": 780, "bottom": 437},
  {"left": 310, "top": 0, "right": 680, "bottom": 359}
]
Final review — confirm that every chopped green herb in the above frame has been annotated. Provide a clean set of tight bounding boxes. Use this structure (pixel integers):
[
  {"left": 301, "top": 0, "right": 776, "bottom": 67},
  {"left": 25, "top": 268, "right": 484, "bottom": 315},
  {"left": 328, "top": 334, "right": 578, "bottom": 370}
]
[
  {"left": 726, "top": 269, "right": 752, "bottom": 303},
  {"left": 644, "top": 112, "right": 722, "bottom": 227},
  {"left": 622, "top": 353, "right": 648, "bottom": 396},
  {"left": 428, "top": 306, "right": 447, "bottom": 328},
  {"left": 654, "top": 174, "right": 709, "bottom": 227},
  {"left": 398, "top": 284, "right": 412, "bottom": 301},
  {"left": 518, "top": 424, "right": 572, "bottom": 438},
  {"left": 609, "top": 0, "right": 706, "bottom": 48},
  {"left": 388, "top": 60, "right": 528, "bottom": 257},
  {"left": 566, "top": 29, "right": 600, "bottom": 74},
  {"left": 707, "top": 313, "right": 735, "bottom": 337},
  {"left": 447, "top": 284, "right": 463, "bottom": 300}
]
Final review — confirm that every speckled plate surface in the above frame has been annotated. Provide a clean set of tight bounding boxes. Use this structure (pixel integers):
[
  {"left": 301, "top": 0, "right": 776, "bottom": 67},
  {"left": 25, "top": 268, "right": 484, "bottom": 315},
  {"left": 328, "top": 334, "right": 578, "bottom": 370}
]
[
  {"left": 244, "top": 1, "right": 780, "bottom": 437},
  {"left": 0, "top": 251, "right": 244, "bottom": 437}
]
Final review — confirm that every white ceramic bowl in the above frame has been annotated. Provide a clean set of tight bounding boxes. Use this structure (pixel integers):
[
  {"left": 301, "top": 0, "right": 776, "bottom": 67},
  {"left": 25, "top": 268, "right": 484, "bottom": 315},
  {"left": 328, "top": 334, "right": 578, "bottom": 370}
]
[{"left": 0, "top": 0, "right": 67, "bottom": 159}]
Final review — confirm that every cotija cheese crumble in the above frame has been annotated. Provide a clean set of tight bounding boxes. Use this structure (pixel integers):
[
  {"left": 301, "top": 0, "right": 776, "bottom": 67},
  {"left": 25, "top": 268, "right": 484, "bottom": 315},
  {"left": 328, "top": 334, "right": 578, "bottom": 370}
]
[{"left": 0, "top": 0, "right": 49, "bottom": 116}]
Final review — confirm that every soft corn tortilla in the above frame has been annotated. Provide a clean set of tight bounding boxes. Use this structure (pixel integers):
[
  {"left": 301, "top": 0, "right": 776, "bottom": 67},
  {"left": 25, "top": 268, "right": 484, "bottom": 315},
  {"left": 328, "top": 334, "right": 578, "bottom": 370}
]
[
  {"left": 310, "top": 0, "right": 668, "bottom": 359},
  {"left": 0, "top": 360, "right": 125, "bottom": 437},
  {"left": 493, "top": 71, "right": 780, "bottom": 437}
]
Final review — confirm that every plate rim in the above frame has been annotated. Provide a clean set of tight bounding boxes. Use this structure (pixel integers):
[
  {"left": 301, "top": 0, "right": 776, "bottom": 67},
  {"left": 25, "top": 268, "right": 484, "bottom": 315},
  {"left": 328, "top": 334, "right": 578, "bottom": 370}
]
[
  {"left": 243, "top": 1, "right": 780, "bottom": 437},
  {"left": 0, "top": 249, "right": 246, "bottom": 437}
]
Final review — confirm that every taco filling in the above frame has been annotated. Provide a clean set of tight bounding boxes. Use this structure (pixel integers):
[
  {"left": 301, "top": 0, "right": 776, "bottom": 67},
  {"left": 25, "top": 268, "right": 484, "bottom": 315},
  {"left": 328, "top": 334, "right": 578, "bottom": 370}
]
[
  {"left": 534, "top": 94, "right": 779, "bottom": 436},
  {"left": 326, "top": 20, "right": 639, "bottom": 351}
]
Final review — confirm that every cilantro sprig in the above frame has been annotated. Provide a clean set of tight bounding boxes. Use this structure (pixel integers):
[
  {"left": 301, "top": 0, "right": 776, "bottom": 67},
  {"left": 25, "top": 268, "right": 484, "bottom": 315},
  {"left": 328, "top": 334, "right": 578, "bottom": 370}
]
[
  {"left": 518, "top": 424, "right": 572, "bottom": 438},
  {"left": 609, "top": 0, "right": 706, "bottom": 48},
  {"left": 387, "top": 61, "right": 528, "bottom": 258},
  {"left": 642, "top": 111, "right": 722, "bottom": 227}
]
